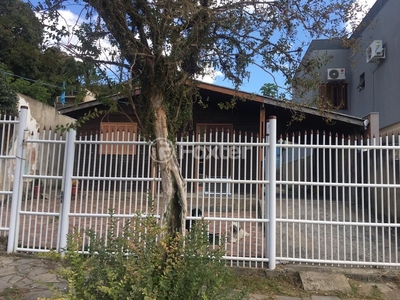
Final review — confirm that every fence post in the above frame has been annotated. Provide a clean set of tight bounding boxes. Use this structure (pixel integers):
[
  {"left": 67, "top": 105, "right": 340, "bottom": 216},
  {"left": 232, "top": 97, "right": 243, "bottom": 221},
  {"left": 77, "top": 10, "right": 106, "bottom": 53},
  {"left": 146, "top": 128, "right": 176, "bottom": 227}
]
[
  {"left": 264, "top": 120, "right": 270, "bottom": 259},
  {"left": 7, "top": 106, "right": 28, "bottom": 253},
  {"left": 268, "top": 116, "right": 277, "bottom": 270},
  {"left": 58, "top": 129, "right": 76, "bottom": 253}
]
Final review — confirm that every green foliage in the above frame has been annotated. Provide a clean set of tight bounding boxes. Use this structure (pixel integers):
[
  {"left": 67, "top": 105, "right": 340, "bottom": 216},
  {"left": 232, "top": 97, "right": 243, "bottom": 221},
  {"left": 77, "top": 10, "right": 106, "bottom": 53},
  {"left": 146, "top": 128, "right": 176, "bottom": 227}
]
[
  {"left": 36, "top": 47, "right": 107, "bottom": 104},
  {"left": 0, "top": 65, "right": 18, "bottom": 115},
  {"left": 51, "top": 213, "right": 244, "bottom": 300},
  {"left": 0, "top": 0, "right": 43, "bottom": 79},
  {"left": 10, "top": 78, "right": 51, "bottom": 104},
  {"left": 260, "top": 83, "right": 278, "bottom": 98}
]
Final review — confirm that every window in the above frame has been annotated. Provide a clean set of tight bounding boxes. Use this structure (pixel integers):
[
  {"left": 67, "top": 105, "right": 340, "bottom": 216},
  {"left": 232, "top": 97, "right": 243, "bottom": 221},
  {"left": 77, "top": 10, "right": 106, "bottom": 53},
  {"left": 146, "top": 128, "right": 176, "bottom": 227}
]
[
  {"left": 357, "top": 72, "right": 365, "bottom": 91},
  {"left": 319, "top": 83, "right": 348, "bottom": 109},
  {"left": 100, "top": 122, "right": 137, "bottom": 155}
]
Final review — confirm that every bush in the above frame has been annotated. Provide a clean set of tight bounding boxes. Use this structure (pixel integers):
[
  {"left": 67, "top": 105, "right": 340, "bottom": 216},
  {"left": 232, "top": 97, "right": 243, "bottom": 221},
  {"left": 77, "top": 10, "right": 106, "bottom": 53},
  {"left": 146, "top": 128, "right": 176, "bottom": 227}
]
[{"left": 50, "top": 212, "right": 245, "bottom": 300}]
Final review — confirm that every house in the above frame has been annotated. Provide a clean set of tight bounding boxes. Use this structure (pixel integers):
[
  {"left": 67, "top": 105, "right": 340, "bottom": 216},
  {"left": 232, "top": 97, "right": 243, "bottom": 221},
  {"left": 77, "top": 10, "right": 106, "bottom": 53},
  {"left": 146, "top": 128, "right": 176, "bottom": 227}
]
[
  {"left": 58, "top": 82, "right": 365, "bottom": 195},
  {"left": 293, "top": 0, "right": 399, "bottom": 138},
  {"left": 59, "top": 82, "right": 365, "bottom": 139}
]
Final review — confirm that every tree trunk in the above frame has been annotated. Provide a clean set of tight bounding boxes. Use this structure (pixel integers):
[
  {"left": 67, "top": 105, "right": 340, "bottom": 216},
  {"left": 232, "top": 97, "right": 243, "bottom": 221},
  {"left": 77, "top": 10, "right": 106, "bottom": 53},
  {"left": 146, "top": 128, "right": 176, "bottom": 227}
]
[{"left": 151, "top": 93, "right": 187, "bottom": 236}]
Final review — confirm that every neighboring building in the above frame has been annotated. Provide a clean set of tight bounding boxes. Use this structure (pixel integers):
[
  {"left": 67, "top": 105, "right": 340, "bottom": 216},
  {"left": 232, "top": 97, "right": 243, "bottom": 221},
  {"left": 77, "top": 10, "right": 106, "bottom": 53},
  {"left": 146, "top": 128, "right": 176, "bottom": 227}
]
[{"left": 294, "top": 0, "right": 399, "bottom": 137}]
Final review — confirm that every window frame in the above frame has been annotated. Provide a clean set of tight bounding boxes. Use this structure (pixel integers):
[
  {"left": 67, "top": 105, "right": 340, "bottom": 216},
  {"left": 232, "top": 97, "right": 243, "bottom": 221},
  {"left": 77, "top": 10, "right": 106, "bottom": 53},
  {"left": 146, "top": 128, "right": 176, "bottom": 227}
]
[{"left": 319, "top": 83, "right": 348, "bottom": 109}]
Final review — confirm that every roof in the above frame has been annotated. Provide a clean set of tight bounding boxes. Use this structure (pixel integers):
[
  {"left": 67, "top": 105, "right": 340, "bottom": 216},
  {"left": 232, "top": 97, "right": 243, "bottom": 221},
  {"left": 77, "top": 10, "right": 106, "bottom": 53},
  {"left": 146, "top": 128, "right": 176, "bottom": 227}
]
[
  {"left": 302, "top": 39, "right": 348, "bottom": 58},
  {"left": 197, "top": 82, "right": 365, "bottom": 127},
  {"left": 59, "top": 82, "right": 365, "bottom": 128}
]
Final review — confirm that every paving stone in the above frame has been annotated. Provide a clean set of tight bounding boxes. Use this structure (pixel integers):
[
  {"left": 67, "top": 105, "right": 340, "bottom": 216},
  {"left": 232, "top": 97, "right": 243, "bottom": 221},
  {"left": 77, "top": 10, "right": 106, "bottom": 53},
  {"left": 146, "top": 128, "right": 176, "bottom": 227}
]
[
  {"left": 13, "top": 278, "right": 33, "bottom": 288},
  {"left": 9, "top": 259, "right": 44, "bottom": 266},
  {"left": 31, "top": 272, "right": 58, "bottom": 283},
  {"left": 17, "top": 268, "right": 33, "bottom": 275},
  {"left": 356, "top": 282, "right": 375, "bottom": 297},
  {"left": 0, "top": 275, "right": 13, "bottom": 283},
  {"left": 23, "top": 290, "right": 54, "bottom": 300},
  {"left": 0, "top": 266, "right": 16, "bottom": 277},
  {"left": 374, "top": 283, "right": 400, "bottom": 300},
  {"left": 300, "top": 271, "right": 351, "bottom": 293},
  {"left": 27, "top": 267, "right": 50, "bottom": 278},
  {"left": 17, "top": 263, "right": 33, "bottom": 273},
  {"left": 311, "top": 296, "right": 341, "bottom": 300},
  {"left": 0, "top": 257, "right": 15, "bottom": 265},
  {"left": 0, "top": 280, "right": 10, "bottom": 293},
  {"left": 4, "top": 275, "right": 23, "bottom": 285}
]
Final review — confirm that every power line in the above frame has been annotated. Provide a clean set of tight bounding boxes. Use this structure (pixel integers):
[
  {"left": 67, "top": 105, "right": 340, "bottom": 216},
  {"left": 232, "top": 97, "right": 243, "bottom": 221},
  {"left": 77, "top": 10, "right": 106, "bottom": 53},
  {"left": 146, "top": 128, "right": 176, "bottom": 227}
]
[{"left": 0, "top": 69, "right": 63, "bottom": 89}]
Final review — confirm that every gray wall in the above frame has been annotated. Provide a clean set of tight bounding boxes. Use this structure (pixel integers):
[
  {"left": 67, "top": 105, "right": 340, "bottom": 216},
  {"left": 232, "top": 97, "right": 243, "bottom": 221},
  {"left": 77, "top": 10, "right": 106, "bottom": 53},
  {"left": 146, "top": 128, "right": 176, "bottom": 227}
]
[
  {"left": 348, "top": 0, "right": 400, "bottom": 129},
  {"left": 295, "top": 45, "right": 352, "bottom": 106}
]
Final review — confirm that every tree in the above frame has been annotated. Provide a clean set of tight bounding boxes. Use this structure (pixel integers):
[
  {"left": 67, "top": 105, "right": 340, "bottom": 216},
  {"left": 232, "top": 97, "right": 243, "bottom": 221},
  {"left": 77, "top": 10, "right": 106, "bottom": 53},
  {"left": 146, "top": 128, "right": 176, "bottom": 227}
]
[
  {"left": 0, "top": 0, "right": 43, "bottom": 78},
  {"left": 260, "top": 83, "right": 278, "bottom": 98},
  {"left": 0, "top": 64, "right": 18, "bottom": 116},
  {"left": 0, "top": 0, "right": 105, "bottom": 105},
  {"left": 36, "top": 47, "right": 106, "bottom": 104},
  {"left": 37, "top": 0, "right": 364, "bottom": 235}
]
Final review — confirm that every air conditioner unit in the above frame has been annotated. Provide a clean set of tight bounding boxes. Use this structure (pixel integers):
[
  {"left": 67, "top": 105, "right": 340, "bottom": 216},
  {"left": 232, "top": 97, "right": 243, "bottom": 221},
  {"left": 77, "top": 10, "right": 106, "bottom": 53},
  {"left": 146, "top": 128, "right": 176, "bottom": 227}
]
[
  {"left": 327, "top": 68, "right": 345, "bottom": 80},
  {"left": 366, "top": 40, "right": 385, "bottom": 63}
]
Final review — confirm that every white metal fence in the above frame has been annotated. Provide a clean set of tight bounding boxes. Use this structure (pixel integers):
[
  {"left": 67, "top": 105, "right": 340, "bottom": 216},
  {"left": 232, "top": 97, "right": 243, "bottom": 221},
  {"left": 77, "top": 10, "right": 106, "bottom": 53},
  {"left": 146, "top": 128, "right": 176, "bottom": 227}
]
[
  {"left": 276, "top": 132, "right": 400, "bottom": 267},
  {"left": 2, "top": 107, "right": 400, "bottom": 269}
]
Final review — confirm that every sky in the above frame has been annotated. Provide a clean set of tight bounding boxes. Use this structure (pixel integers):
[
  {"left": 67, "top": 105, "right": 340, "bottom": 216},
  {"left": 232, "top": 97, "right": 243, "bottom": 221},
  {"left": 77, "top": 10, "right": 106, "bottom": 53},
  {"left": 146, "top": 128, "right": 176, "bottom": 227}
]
[{"left": 27, "top": 0, "right": 378, "bottom": 95}]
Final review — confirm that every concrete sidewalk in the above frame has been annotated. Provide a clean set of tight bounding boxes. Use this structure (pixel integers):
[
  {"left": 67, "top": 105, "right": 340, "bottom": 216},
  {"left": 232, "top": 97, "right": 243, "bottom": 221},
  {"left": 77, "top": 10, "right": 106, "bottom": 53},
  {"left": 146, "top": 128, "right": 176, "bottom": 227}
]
[{"left": 1, "top": 253, "right": 400, "bottom": 300}]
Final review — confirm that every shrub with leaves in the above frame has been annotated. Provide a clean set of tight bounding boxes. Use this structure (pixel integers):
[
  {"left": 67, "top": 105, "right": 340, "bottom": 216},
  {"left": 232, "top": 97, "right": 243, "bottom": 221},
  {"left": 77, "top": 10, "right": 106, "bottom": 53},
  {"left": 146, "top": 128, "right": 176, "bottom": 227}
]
[{"left": 51, "top": 213, "right": 245, "bottom": 300}]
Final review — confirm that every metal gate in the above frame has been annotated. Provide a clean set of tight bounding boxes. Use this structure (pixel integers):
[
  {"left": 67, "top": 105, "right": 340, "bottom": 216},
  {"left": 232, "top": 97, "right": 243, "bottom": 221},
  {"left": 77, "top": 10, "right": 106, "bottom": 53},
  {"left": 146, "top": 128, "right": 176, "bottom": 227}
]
[{"left": 7, "top": 107, "right": 75, "bottom": 253}]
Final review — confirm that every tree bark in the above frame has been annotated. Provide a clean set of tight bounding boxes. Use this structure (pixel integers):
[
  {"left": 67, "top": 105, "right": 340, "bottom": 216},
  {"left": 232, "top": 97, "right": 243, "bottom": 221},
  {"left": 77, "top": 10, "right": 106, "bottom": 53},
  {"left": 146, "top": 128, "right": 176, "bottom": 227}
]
[{"left": 151, "top": 93, "right": 187, "bottom": 236}]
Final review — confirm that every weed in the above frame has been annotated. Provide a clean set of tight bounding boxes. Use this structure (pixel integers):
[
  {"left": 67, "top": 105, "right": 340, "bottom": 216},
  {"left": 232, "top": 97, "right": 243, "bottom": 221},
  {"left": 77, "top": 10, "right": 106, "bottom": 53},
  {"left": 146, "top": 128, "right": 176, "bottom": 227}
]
[
  {"left": 0, "top": 287, "right": 29, "bottom": 300},
  {"left": 47, "top": 211, "right": 245, "bottom": 300}
]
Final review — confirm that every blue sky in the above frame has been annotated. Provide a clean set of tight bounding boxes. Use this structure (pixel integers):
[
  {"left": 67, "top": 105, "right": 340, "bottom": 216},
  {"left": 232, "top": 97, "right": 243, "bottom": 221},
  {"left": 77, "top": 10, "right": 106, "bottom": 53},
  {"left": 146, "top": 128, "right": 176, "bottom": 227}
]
[{"left": 26, "top": 0, "right": 377, "bottom": 95}]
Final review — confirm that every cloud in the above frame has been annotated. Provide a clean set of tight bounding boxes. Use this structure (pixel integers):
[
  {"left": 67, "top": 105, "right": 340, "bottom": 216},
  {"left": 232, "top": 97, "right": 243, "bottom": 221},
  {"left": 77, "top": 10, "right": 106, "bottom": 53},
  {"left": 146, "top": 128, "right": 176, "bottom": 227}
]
[
  {"left": 38, "top": 10, "right": 120, "bottom": 70},
  {"left": 37, "top": 10, "right": 80, "bottom": 47},
  {"left": 346, "top": 0, "right": 377, "bottom": 33},
  {"left": 195, "top": 68, "right": 223, "bottom": 84}
]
